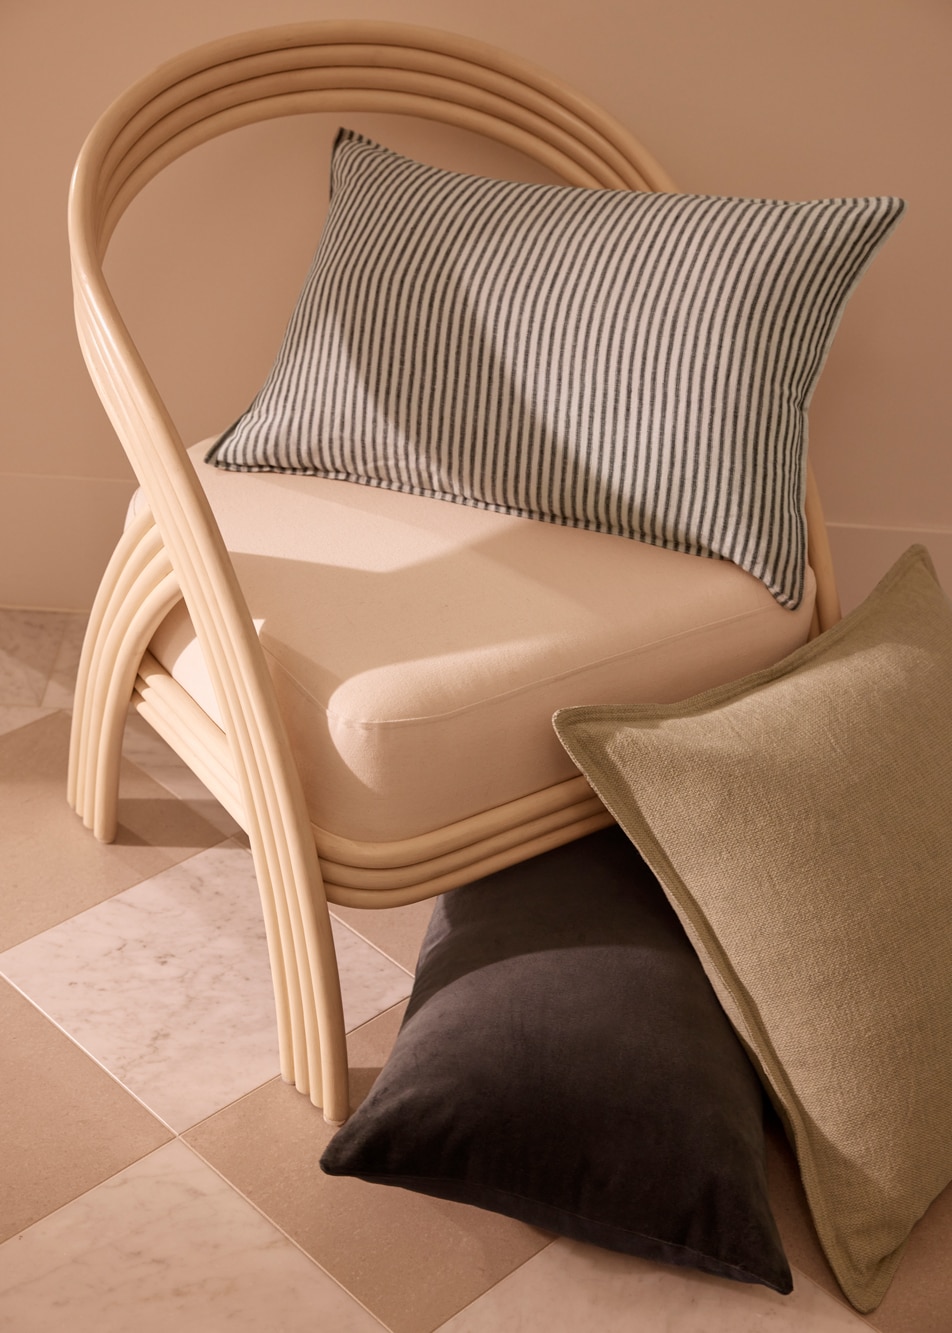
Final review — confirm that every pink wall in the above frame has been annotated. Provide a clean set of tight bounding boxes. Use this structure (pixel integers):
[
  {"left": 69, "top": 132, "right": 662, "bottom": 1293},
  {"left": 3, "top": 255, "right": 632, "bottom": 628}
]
[{"left": 2, "top": 0, "right": 949, "bottom": 611}]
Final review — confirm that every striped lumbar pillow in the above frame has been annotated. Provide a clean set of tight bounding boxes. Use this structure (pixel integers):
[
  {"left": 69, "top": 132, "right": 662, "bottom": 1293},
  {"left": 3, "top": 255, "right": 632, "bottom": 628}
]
[{"left": 206, "top": 129, "right": 904, "bottom": 609}]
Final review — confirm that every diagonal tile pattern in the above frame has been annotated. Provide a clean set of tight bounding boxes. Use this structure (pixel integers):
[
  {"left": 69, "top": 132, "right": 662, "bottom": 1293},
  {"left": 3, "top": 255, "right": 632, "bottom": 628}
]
[
  {"left": 0, "top": 712, "right": 227, "bottom": 951},
  {"left": 0, "top": 609, "right": 80, "bottom": 707},
  {"left": 0, "top": 839, "right": 413, "bottom": 1131},
  {"left": 40, "top": 611, "right": 88, "bottom": 710},
  {"left": 184, "top": 1005, "right": 555, "bottom": 1333},
  {"left": 0, "top": 1140, "right": 385, "bottom": 1333},
  {"left": 0, "top": 978, "right": 171, "bottom": 1243},
  {"left": 0, "top": 604, "right": 948, "bottom": 1332},
  {"left": 436, "top": 1237, "right": 878, "bottom": 1332}
]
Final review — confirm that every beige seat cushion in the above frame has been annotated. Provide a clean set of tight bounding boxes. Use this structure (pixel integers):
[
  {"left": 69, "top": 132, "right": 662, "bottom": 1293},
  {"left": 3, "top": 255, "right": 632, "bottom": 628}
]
[{"left": 136, "top": 443, "right": 815, "bottom": 845}]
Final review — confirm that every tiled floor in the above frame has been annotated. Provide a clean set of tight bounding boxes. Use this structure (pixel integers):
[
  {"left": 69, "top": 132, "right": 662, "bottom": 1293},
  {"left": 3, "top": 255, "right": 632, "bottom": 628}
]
[{"left": 1, "top": 607, "right": 950, "bottom": 1332}]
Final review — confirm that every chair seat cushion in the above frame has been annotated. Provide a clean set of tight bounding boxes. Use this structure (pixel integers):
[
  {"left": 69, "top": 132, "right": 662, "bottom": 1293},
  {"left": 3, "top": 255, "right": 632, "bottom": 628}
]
[{"left": 136, "top": 442, "right": 815, "bottom": 845}]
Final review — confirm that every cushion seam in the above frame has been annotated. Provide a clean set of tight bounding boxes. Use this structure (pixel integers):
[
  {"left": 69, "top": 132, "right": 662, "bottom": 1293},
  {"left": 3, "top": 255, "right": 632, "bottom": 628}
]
[{"left": 263, "top": 597, "right": 811, "bottom": 729}]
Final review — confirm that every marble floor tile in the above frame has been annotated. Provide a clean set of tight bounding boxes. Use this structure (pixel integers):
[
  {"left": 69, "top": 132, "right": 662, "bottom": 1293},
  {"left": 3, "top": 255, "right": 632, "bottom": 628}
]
[
  {"left": 0, "top": 704, "right": 57, "bottom": 737},
  {"left": 0, "top": 978, "right": 171, "bottom": 1243},
  {"left": 0, "top": 839, "right": 413, "bottom": 1131},
  {"left": 185, "top": 1005, "right": 553, "bottom": 1333},
  {"left": 40, "top": 611, "right": 88, "bottom": 710},
  {"left": 437, "top": 1237, "right": 878, "bottom": 1333},
  {"left": 0, "top": 608, "right": 70, "bottom": 706},
  {"left": 0, "top": 1140, "right": 385, "bottom": 1333},
  {"left": 0, "top": 712, "right": 226, "bottom": 950}
]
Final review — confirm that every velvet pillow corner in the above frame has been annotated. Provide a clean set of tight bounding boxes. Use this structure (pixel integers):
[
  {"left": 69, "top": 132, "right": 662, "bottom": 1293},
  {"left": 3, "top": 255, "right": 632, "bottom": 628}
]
[{"left": 321, "top": 826, "right": 792, "bottom": 1295}]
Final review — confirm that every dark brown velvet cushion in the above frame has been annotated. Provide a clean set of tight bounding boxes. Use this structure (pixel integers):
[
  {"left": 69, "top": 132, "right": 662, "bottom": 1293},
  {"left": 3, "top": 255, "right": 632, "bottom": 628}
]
[{"left": 320, "top": 826, "right": 791, "bottom": 1293}]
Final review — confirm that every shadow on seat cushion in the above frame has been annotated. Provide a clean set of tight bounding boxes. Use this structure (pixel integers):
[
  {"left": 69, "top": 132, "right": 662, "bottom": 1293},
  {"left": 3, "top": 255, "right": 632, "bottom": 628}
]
[{"left": 320, "top": 825, "right": 792, "bottom": 1294}]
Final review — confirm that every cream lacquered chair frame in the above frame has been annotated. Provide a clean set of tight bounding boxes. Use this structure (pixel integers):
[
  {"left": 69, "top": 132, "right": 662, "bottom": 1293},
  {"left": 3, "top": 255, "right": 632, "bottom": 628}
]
[{"left": 67, "top": 20, "right": 842, "bottom": 1124}]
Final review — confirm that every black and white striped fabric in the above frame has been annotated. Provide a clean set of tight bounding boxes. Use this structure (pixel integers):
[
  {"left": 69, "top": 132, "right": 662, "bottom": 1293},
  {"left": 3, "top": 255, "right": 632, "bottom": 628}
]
[{"left": 207, "top": 130, "right": 903, "bottom": 608}]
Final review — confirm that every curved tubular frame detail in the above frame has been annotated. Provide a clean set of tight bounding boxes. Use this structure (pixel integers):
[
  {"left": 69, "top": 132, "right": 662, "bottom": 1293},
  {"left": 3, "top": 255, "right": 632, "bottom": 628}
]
[{"left": 67, "top": 21, "right": 840, "bottom": 1122}]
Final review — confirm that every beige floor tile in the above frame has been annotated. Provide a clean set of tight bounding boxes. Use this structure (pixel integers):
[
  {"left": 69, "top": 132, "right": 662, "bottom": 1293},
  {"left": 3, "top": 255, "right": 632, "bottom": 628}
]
[
  {"left": 765, "top": 1111, "right": 952, "bottom": 1333},
  {"left": 0, "top": 712, "right": 227, "bottom": 949},
  {"left": 0, "top": 979, "right": 171, "bottom": 1243},
  {"left": 438, "top": 1237, "right": 878, "bottom": 1333},
  {"left": 0, "top": 1140, "right": 385, "bottom": 1333},
  {"left": 185, "top": 1004, "right": 554, "bottom": 1333},
  {"left": 0, "top": 705, "right": 58, "bottom": 737},
  {"left": 331, "top": 896, "right": 436, "bottom": 973},
  {"left": 868, "top": 1178, "right": 952, "bottom": 1333}
]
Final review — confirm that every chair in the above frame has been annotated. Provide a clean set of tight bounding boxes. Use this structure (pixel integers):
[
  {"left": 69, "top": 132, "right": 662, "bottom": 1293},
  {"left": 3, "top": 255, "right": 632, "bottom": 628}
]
[{"left": 66, "top": 21, "right": 841, "bottom": 1124}]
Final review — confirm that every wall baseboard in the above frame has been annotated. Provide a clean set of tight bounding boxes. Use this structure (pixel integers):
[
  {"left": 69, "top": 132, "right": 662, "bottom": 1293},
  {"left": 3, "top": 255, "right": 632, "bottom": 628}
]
[{"left": 826, "top": 523, "right": 952, "bottom": 617}]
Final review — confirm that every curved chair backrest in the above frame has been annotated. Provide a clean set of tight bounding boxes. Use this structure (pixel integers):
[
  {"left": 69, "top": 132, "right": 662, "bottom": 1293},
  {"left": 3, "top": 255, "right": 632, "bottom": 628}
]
[
  {"left": 68, "top": 22, "right": 841, "bottom": 1119},
  {"left": 69, "top": 22, "right": 688, "bottom": 826},
  {"left": 71, "top": 24, "right": 840, "bottom": 676}
]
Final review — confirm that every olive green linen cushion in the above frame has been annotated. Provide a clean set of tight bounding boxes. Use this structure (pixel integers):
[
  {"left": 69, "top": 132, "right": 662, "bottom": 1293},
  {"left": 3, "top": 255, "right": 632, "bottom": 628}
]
[{"left": 553, "top": 545, "right": 952, "bottom": 1314}]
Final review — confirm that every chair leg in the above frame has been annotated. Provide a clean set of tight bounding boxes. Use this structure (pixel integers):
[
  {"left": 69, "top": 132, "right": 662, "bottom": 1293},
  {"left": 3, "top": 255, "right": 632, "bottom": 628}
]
[
  {"left": 238, "top": 744, "right": 350, "bottom": 1123},
  {"left": 292, "top": 855, "right": 351, "bottom": 1124},
  {"left": 69, "top": 510, "right": 181, "bottom": 841},
  {"left": 70, "top": 509, "right": 152, "bottom": 821},
  {"left": 69, "top": 511, "right": 351, "bottom": 1122}
]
